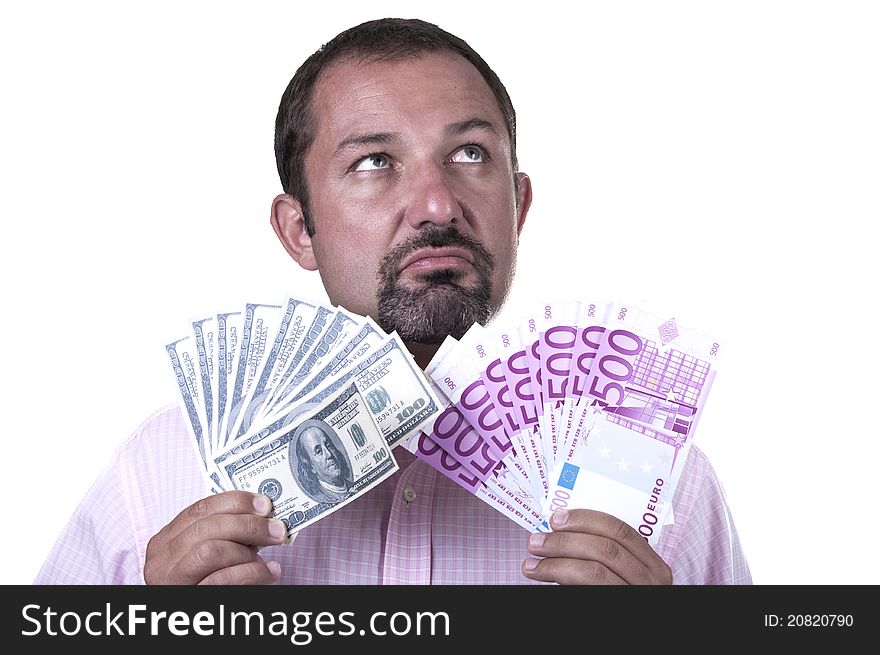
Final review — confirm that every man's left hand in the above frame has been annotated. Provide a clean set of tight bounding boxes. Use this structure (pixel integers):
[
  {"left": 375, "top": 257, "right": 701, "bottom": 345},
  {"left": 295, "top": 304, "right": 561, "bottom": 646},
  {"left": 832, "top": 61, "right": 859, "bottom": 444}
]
[{"left": 521, "top": 509, "right": 673, "bottom": 585}]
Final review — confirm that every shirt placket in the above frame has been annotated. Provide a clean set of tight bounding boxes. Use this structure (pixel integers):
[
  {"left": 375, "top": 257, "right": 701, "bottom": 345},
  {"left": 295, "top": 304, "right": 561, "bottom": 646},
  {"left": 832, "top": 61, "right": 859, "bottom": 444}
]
[{"left": 382, "top": 459, "right": 437, "bottom": 584}]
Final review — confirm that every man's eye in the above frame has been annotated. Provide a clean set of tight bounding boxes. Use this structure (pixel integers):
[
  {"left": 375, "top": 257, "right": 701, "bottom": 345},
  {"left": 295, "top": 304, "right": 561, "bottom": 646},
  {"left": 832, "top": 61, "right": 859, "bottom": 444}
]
[
  {"left": 449, "top": 145, "right": 485, "bottom": 163},
  {"left": 353, "top": 153, "right": 390, "bottom": 171}
]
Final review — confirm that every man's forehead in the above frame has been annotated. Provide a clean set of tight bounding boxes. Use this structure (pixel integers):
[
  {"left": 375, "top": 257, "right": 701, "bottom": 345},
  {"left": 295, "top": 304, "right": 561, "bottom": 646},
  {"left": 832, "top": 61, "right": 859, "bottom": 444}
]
[{"left": 310, "top": 51, "right": 504, "bottom": 143}]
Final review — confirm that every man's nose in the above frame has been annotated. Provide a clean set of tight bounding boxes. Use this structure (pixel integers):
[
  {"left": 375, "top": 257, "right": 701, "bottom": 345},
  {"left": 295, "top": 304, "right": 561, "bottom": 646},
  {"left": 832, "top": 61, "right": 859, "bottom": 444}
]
[{"left": 402, "top": 161, "right": 462, "bottom": 229}]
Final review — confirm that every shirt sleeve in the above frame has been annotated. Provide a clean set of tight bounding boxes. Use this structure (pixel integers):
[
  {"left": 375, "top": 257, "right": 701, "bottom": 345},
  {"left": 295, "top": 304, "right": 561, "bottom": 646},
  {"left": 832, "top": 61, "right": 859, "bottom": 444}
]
[
  {"left": 32, "top": 405, "right": 205, "bottom": 585},
  {"left": 32, "top": 456, "right": 144, "bottom": 584},
  {"left": 667, "top": 450, "right": 753, "bottom": 585}
]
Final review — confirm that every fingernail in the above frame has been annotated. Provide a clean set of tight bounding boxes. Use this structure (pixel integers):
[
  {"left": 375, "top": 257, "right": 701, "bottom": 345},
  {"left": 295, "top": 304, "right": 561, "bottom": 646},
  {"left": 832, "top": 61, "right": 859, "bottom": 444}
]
[
  {"left": 522, "top": 558, "right": 539, "bottom": 571},
  {"left": 266, "top": 560, "right": 282, "bottom": 579},
  {"left": 529, "top": 532, "right": 545, "bottom": 549},
  {"left": 268, "top": 519, "right": 287, "bottom": 539},
  {"left": 254, "top": 495, "right": 272, "bottom": 514},
  {"left": 552, "top": 509, "right": 569, "bottom": 528}
]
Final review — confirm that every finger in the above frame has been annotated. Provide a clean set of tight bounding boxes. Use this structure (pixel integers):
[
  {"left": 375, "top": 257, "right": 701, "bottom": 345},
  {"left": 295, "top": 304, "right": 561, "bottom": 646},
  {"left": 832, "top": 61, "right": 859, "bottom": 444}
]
[
  {"left": 550, "top": 509, "right": 668, "bottom": 572},
  {"left": 161, "top": 492, "right": 275, "bottom": 543},
  {"left": 170, "top": 514, "right": 289, "bottom": 555},
  {"left": 521, "top": 556, "right": 626, "bottom": 585},
  {"left": 199, "top": 556, "right": 282, "bottom": 586},
  {"left": 170, "top": 540, "right": 268, "bottom": 585},
  {"left": 526, "top": 530, "right": 659, "bottom": 585}
]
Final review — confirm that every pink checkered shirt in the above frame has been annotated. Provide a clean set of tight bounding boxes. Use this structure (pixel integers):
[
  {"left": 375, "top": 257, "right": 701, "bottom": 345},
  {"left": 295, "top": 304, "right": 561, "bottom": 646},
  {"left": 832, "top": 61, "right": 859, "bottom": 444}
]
[{"left": 34, "top": 405, "right": 751, "bottom": 584}]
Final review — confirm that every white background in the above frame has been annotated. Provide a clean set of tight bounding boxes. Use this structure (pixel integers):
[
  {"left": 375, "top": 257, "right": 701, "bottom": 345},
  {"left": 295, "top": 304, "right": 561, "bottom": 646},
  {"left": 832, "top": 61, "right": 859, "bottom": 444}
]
[{"left": 1, "top": 1, "right": 877, "bottom": 585}]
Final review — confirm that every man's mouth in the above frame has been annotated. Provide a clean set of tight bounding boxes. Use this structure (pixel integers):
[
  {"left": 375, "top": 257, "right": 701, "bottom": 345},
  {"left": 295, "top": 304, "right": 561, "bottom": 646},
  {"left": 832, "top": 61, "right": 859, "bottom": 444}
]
[
  {"left": 380, "top": 225, "right": 494, "bottom": 283},
  {"left": 397, "top": 247, "right": 475, "bottom": 275}
]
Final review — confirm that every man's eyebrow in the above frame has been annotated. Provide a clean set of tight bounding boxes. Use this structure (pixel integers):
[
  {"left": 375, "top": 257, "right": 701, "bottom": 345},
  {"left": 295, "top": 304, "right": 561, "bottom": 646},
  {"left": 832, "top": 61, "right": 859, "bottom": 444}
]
[
  {"left": 333, "top": 120, "right": 500, "bottom": 157},
  {"left": 334, "top": 132, "right": 400, "bottom": 156},
  {"left": 445, "top": 118, "right": 500, "bottom": 138}
]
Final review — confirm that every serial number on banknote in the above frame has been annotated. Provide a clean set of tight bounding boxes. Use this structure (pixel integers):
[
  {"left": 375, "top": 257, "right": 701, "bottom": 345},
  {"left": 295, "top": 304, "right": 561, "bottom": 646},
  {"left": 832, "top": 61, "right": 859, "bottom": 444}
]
[
  {"left": 374, "top": 401, "right": 407, "bottom": 424},
  {"left": 245, "top": 456, "right": 288, "bottom": 480}
]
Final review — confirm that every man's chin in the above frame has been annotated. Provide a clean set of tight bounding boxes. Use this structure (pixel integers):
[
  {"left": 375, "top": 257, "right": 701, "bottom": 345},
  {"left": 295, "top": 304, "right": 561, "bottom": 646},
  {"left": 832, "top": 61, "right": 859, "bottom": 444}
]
[
  {"left": 408, "top": 282, "right": 478, "bottom": 300},
  {"left": 379, "top": 291, "right": 487, "bottom": 342},
  {"left": 402, "top": 267, "right": 474, "bottom": 288},
  {"left": 378, "top": 266, "right": 494, "bottom": 343}
]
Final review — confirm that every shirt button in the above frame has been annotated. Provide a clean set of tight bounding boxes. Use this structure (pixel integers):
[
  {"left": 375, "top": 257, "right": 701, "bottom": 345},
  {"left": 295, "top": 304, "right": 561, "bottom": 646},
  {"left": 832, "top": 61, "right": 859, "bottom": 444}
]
[{"left": 402, "top": 487, "right": 417, "bottom": 503}]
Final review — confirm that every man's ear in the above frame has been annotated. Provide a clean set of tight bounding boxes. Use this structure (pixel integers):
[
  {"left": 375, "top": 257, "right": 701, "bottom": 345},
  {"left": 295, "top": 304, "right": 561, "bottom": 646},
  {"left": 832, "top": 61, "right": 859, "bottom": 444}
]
[
  {"left": 515, "top": 172, "right": 533, "bottom": 237},
  {"left": 271, "top": 193, "right": 317, "bottom": 271}
]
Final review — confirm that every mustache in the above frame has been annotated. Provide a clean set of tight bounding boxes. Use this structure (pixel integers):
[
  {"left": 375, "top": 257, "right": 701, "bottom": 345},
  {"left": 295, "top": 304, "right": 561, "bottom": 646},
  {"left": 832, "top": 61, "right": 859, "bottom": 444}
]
[{"left": 378, "top": 226, "right": 494, "bottom": 280}]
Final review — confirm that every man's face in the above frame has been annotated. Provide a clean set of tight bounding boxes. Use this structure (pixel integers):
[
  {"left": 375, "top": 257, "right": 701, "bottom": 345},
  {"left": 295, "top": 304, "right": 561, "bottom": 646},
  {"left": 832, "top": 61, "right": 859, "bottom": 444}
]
[
  {"left": 282, "top": 52, "right": 531, "bottom": 346},
  {"left": 301, "top": 427, "right": 343, "bottom": 483}
]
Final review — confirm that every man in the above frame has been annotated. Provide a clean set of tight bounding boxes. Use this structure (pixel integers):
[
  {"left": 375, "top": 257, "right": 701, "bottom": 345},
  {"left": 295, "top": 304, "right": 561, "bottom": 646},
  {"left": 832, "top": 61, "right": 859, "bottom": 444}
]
[
  {"left": 292, "top": 421, "right": 354, "bottom": 505},
  {"left": 34, "top": 17, "right": 751, "bottom": 585}
]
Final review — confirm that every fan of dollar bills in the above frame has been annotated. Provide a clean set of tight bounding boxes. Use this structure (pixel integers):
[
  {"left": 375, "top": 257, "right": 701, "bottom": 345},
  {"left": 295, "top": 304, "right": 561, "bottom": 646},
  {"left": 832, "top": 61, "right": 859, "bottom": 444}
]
[{"left": 165, "top": 296, "right": 720, "bottom": 544}]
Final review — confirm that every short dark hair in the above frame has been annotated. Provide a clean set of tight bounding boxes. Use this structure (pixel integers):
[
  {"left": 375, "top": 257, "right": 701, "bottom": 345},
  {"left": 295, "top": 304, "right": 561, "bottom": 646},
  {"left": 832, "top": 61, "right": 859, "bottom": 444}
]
[{"left": 274, "top": 17, "right": 519, "bottom": 236}]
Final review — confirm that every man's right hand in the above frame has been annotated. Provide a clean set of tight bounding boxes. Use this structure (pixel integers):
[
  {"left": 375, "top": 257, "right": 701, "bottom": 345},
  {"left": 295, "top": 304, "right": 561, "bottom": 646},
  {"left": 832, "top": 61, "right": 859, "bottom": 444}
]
[{"left": 144, "top": 491, "right": 288, "bottom": 585}]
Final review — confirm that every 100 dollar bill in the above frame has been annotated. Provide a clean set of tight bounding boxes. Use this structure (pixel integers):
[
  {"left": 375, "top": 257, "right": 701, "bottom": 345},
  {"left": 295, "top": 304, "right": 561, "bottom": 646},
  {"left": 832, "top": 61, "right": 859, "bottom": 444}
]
[{"left": 216, "top": 382, "right": 398, "bottom": 537}]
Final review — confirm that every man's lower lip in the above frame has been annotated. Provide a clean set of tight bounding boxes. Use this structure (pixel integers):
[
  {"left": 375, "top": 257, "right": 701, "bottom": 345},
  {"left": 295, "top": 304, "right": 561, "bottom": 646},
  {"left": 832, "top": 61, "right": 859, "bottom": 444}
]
[{"left": 402, "top": 256, "right": 471, "bottom": 272}]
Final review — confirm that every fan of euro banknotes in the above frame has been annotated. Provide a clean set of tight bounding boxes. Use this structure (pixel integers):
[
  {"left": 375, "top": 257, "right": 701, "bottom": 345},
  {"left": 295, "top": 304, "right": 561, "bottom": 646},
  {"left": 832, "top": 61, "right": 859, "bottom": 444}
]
[{"left": 165, "top": 296, "right": 720, "bottom": 545}]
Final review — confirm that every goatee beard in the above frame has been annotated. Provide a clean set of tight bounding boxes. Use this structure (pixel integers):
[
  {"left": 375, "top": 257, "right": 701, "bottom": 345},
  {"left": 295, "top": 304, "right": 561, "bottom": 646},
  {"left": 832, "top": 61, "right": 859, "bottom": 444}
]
[{"left": 376, "top": 226, "right": 495, "bottom": 344}]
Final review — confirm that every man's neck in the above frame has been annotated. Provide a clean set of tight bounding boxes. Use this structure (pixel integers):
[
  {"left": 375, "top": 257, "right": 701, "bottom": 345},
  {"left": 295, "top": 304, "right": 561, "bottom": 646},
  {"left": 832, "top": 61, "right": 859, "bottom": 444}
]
[{"left": 405, "top": 341, "right": 441, "bottom": 370}]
